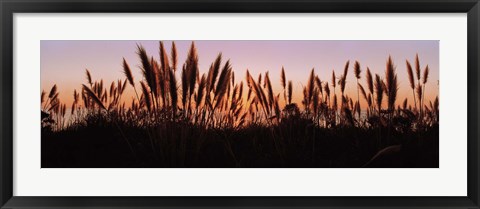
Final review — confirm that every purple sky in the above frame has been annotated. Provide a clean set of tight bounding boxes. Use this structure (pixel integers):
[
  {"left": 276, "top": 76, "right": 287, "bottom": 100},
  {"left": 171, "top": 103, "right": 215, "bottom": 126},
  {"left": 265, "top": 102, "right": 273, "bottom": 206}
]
[{"left": 41, "top": 40, "right": 439, "bottom": 108}]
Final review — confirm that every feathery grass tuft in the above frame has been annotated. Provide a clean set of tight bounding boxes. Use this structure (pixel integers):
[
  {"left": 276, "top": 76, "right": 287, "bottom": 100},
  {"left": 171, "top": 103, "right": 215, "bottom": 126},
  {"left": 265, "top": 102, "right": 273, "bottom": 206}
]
[
  {"left": 366, "top": 67, "right": 373, "bottom": 94},
  {"left": 385, "top": 56, "right": 398, "bottom": 112},
  {"left": 82, "top": 84, "right": 106, "bottom": 110},
  {"left": 343, "top": 60, "right": 350, "bottom": 80},
  {"left": 265, "top": 72, "right": 275, "bottom": 108},
  {"left": 137, "top": 44, "right": 157, "bottom": 98},
  {"left": 415, "top": 53, "right": 421, "bottom": 80},
  {"left": 354, "top": 60, "right": 361, "bottom": 79},
  {"left": 374, "top": 74, "right": 384, "bottom": 113},
  {"left": 171, "top": 41, "right": 178, "bottom": 71},
  {"left": 331, "top": 70, "right": 336, "bottom": 89},
  {"left": 423, "top": 65, "right": 430, "bottom": 84},
  {"left": 406, "top": 60, "right": 414, "bottom": 89},
  {"left": 85, "top": 69, "right": 93, "bottom": 86},
  {"left": 159, "top": 41, "right": 170, "bottom": 73},
  {"left": 48, "top": 84, "right": 57, "bottom": 98},
  {"left": 288, "top": 80, "right": 293, "bottom": 104},
  {"left": 307, "top": 68, "right": 315, "bottom": 105},
  {"left": 123, "top": 58, "right": 135, "bottom": 87}
]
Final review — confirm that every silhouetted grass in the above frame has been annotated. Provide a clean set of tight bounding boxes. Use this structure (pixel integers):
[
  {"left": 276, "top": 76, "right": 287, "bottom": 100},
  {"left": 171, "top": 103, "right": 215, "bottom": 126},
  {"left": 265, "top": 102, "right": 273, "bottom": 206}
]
[{"left": 41, "top": 41, "right": 439, "bottom": 168}]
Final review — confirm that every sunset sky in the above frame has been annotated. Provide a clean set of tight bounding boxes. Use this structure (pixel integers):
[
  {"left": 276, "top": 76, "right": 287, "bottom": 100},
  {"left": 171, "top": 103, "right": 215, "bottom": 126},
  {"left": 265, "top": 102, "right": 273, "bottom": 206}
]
[{"left": 41, "top": 40, "right": 439, "bottom": 109}]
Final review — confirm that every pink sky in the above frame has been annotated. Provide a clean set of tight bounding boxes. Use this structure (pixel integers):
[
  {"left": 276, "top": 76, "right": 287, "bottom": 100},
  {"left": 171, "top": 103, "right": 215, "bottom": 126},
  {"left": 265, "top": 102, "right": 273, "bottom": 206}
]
[{"left": 41, "top": 40, "right": 439, "bottom": 109}]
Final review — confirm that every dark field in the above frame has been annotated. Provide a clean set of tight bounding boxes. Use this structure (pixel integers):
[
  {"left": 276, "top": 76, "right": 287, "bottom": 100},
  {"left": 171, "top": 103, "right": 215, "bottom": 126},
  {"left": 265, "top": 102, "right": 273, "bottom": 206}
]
[{"left": 42, "top": 112, "right": 439, "bottom": 168}]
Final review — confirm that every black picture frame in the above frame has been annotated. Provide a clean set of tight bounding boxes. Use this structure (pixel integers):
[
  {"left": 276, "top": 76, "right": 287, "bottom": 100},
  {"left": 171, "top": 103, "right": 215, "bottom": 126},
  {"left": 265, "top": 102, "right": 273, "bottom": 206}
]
[{"left": 1, "top": 0, "right": 479, "bottom": 208}]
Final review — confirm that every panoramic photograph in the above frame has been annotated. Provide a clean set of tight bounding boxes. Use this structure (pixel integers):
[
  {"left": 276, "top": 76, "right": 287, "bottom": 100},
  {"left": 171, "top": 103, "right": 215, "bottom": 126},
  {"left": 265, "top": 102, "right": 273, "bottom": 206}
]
[{"left": 41, "top": 40, "right": 439, "bottom": 168}]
